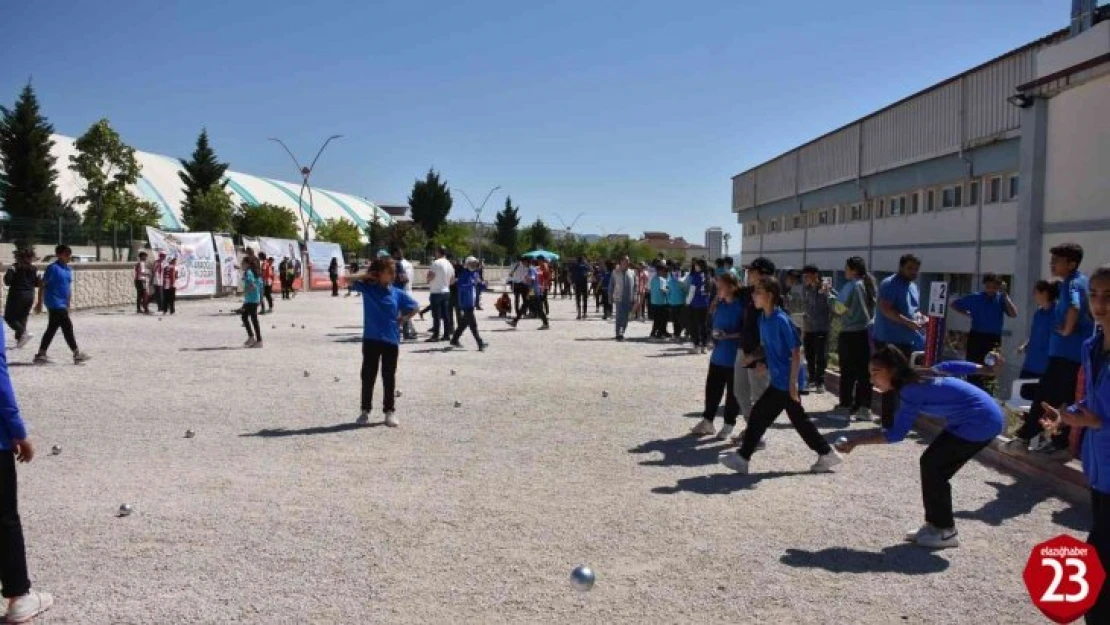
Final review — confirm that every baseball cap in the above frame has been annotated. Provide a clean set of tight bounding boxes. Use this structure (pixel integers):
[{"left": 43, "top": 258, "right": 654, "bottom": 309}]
[
  {"left": 744, "top": 257, "right": 776, "bottom": 275},
  {"left": 465, "top": 256, "right": 478, "bottom": 265}
]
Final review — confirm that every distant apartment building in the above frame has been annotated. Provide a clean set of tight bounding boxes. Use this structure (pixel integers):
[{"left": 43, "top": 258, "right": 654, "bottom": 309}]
[
  {"left": 704, "top": 227, "right": 723, "bottom": 260},
  {"left": 640, "top": 232, "right": 709, "bottom": 263}
]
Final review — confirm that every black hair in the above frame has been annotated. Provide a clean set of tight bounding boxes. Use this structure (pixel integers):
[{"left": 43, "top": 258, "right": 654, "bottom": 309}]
[
  {"left": 802, "top": 264, "right": 819, "bottom": 275},
  {"left": 1049, "top": 243, "right": 1084, "bottom": 267},
  {"left": 870, "top": 345, "right": 929, "bottom": 391},
  {"left": 692, "top": 258, "right": 707, "bottom": 273},
  {"left": 898, "top": 254, "right": 921, "bottom": 268},
  {"left": 845, "top": 256, "right": 878, "bottom": 312},
  {"left": 55, "top": 244, "right": 72, "bottom": 255},
  {"left": 723, "top": 257, "right": 734, "bottom": 266},
  {"left": 605, "top": 260, "right": 616, "bottom": 270},
  {"left": 1034, "top": 279, "right": 1059, "bottom": 300},
  {"left": 982, "top": 273, "right": 1000, "bottom": 285},
  {"left": 1090, "top": 264, "right": 1110, "bottom": 287},
  {"left": 715, "top": 258, "right": 725, "bottom": 267}
]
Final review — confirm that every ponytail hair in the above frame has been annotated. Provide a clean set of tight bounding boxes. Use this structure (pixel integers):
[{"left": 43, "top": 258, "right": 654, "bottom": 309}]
[
  {"left": 869, "top": 345, "right": 929, "bottom": 391},
  {"left": 846, "top": 255, "right": 878, "bottom": 312}
]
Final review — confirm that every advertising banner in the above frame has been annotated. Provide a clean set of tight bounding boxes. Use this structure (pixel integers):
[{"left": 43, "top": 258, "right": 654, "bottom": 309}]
[
  {"left": 145, "top": 227, "right": 217, "bottom": 296},
  {"left": 213, "top": 234, "right": 240, "bottom": 289},
  {"left": 307, "top": 241, "right": 346, "bottom": 289},
  {"left": 258, "top": 236, "right": 303, "bottom": 291}
]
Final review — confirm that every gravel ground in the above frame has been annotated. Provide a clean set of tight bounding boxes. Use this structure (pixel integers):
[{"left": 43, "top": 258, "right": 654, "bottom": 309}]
[{"left": 9, "top": 292, "right": 1086, "bottom": 624}]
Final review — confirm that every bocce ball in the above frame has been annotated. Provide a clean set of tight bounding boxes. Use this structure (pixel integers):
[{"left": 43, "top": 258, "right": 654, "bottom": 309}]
[{"left": 570, "top": 565, "right": 595, "bottom": 591}]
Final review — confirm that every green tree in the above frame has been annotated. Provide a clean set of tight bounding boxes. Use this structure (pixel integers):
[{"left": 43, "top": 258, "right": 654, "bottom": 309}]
[
  {"left": 408, "top": 168, "right": 452, "bottom": 238},
  {"left": 178, "top": 128, "right": 229, "bottom": 207},
  {"left": 432, "top": 221, "right": 471, "bottom": 260},
  {"left": 233, "top": 202, "right": 299, "bottom": 239},
  {"left": 81, "top": 188, "right": 161, "bottom": 257},
  {"left": 0, "top": 82, "right": 61, "bottom": 248},
  {"left": 181, "top": 186, "right": 234, "bottom": 232},
  {"left": 315, "top": 217, "right": 363, "bottom": 255},
  {"left": 69, "top": 118, "right": 140, "bottom": 260},
  {"left": 493, "top": 196, "right": 521, "bottom": 257},
  {"left": 523, "top": 218, "right": 552, "bottom": 251}
]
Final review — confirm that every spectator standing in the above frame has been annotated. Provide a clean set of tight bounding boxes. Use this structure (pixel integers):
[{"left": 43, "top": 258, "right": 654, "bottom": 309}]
[
  {"left": 1017, "top": 280, "right": 1058, "bottom": 380},
  {"left": 425, "top": 247, "right": 456, "bottom": 342},
  {"left": 609, "top": 256, "right": 636, "bottom": 341},
  {"left": 951, "top": 273, "right": 1017, "bottom": 389},
  {"left": 873, "top": 254, "right": 925, "bottom": 428},
  {"left": 829, "top": 256, "right": 878, "bottom": 423},
  {"left": 4, "top": 250, "right": 41, "bottom": 348},
  {"left": 133, "top": 251, "right": 151, "bottom": 314},
  {"left": 800, "top": 265, "right": 832, "bottom": 393}
]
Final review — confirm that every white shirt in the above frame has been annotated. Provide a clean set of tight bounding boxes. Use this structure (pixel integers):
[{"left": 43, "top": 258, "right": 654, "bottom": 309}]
[
  {"left": 510, "top": 262, "right": 529, "bottom": 283},
  {"left": 429, "top": 258, "right": 454, "bottom": 293},
  {"left": 399, "top": 259, "right": 414, "bottom": 293}
]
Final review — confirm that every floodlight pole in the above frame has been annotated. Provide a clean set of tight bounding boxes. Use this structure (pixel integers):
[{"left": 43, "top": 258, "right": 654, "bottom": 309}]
[{"left": 458, "top": 185, "right": 501, "bottom": 262}]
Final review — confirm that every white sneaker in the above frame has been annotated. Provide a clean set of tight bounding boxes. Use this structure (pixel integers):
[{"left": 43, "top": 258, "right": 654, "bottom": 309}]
[
  {"left": 810, "top": 450, "right": 843, "bottom": 473},
  {"left": 916, "top": 526, "right": 959, "bottom": 549},
  {"left": 15, "top": 332, "right": 32, "bottom": 349},
  {"left": 715, "top": 423, "right": 735, "bottom": 441},
  {"left": 5, "top": 590, "right": 53, "bottom": 623},
  {"left": 384, "top": 412, "right": 399, "bottom": 428},
  {"left": 690, "top": 419, "right": 716, "bottom": 436},
  {"left": 355, "top": 411, "right": 369, "bottom": 425},
  {"left": 718, "top": 451, "right": 750, "bottom": 474},
  {"left": 905, "top": 523, "right": 938, "bottom": 543}
]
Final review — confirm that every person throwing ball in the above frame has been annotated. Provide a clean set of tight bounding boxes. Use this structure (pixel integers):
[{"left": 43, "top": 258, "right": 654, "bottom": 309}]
[{"left": 835, "top": 347, "right": 1004, "bottom": 549}]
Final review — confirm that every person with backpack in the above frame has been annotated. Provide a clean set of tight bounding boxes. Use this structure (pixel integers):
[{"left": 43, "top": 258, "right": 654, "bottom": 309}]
[{"left": 828, "top": 256, "right": 878, "bottom": 424}]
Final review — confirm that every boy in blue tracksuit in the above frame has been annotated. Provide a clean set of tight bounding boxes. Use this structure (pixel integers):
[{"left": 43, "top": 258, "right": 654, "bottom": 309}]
[
  {"left": 1041, "top": 265, "right": 1110, "bottom": 623},
  {"left": 1019, "top": 280, "right": 1057, "bottom": 380},
  {"left": 33, "top": 245, "right": 90, "bottom": 365},
  {"left": 0, "top": 330, "right": 54, "bottom": 621},
  {"left": 450, "top": 257, "right": 488, "bottom": 352},
  {"left": 649, "top": 265, "right": 670, "bottom": 339},
  {"left": 951, "top": 273, "right": 1017, "bottom": 388},
  {"left": 667, "top": 267, "right": 687, "bottom": 341},
  {"left": 351, "top": 257, "right": 420, "bottom": 428}
]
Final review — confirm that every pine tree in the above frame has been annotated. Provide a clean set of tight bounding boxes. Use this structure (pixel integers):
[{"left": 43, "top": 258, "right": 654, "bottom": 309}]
[
  {"left": 407, "top": 168, "right": 453, "bottom": 239},
  {"left": 179, "top": 128, "right": 228, "bottom": 206},
  {"left": 0, "top": 82, "right": 60, "bottom": 247},
  {"left": 493, "top": 196, "right": 521, "bottom": 257}
]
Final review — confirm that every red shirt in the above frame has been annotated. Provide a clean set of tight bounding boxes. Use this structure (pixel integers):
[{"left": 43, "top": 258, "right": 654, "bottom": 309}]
[
  {"left": 262, "top": 263, "right": 274, "bottom": 286},
  {"left": 163, "top": 265, "right": 177, "bottom": 289}
]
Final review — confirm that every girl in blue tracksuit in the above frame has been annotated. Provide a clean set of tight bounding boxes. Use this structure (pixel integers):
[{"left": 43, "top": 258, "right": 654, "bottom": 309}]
[
  {"left": 350, "top": 257, "right": 420, "bottom": 427},
  {"left": 719, "top": 276, "right": 837, "bottom": 475},
  {"left": 241, "top": 258, "right": 264, "bottom": 347},
  {"left": 1018, "top": 280, "right": 1058, "bottom": 380},
  {"left": 690, "top": 272, "right": 744, "bottom": 440},
  {"left": 837, "top": 346, "right": 1005, "bottom": 550},
  {"left": 649, "top": 265, "right": 670, "bottom": 339},
  {"left": 1041, "top": 265, "right": 1110, "bottom": 623},
  {"left": 450, "top": 257, "right": 488, "bottom": 351}
]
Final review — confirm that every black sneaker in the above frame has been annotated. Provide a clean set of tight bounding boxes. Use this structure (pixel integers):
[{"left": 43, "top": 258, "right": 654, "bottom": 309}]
[
  {"left": 478, "top": 341, "right": 488, "bottom": 352},
  {"left": 449, "top": 340, "right": 462, "bottom": 348},
  {"left": 424, "top": 336, "right": 441, "bottom": 343}
]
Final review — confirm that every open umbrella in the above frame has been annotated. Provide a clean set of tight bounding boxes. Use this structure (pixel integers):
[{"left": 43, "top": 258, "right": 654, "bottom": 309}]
[{"left": 522, "top": 249, "right": 560, "bottom": 261}]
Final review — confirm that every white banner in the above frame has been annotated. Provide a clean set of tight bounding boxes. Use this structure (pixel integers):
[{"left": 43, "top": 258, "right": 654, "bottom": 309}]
[
  {"left": 307, "top": 241, "right": 346, "bottom": 289},
  {"left": 213, "top": 234, "right": 240, "bottom": 288},
  {"left": 241, "top": 236, "right": 260, "bottom": 255},
  {"left": 145, "top": 227, "right": 218, "bottom": 296},
  {"left": 258, "top": 237, "right": 300, "bottom": 268}
]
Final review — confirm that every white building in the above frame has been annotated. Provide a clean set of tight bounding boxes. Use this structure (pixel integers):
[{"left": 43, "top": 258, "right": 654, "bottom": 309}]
[
  {"left": 704, "top": 227, "right": 723, "bottom": 260},
  {"left": 48, "top": 134, "right": 393, "bottom": 239},
  {"left": 732, "top": 3, "right": 1109, "bottom": 355}
]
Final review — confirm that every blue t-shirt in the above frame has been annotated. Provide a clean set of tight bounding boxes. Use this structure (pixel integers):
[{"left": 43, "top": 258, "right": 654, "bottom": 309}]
[
  {"left": 886, "top": 376, "right": 1003, "bottom": 444},
  {"left": 42, "top": 261, "right": 72, "bottom": 310},
  {"left": 1075, "top": 331, "right": 1110, "bottom": 493},
  {"left": 570, "top": 262, "right": 589, "bottom": 284},
  {"left": 528, "top": 267, "right": 543, "bottom": 297},
  {"left": 954, "top": 291, "right": 1007, "bottom": 335},
  {"left": 687, "top": 272, "right": 710, "bottom": 309},
  {"left": 649, "top": 276, "right": 668, "bottom": 305},
  {"left": 1021, "top": 307, "right": 1054, "bottom": 376},
  {"left": 0, "top": 330, "right": 28, "bottom": 450},
  {"left": 710, "top": 299, "right": 743, "bottom": 367},
  {"left": 666, "top": 275, "right": 686, "bottom": 306},
  {"left": 759, "top": 308, "right": 801, "bottom": 391},
  {"left": 351, "top": 282, "right": 419, "bottom": 345},
  {"left": 1049, "top": 271, "right": 1094, "bottom": 363},
  {"left": 873, "top": 274, "right": 920, "bottom": 347},
  {"left": 242, "top": 270, "right": 262, "bottom": 304},
  {"left": 456, "top": 268, "right": 478, "bottom": 310},
  {"left": 598, "top": 270, "right": 610, "bottom": 291}
]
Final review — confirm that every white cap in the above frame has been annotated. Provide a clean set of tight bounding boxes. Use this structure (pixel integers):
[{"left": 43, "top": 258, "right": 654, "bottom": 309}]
[{"left": 465, "top": 256, "right": 478, "bottom": 265}]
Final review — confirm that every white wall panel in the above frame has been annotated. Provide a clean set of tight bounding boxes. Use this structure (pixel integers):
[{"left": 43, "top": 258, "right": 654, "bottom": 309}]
[
  {"left": 965, "top": 50, "right": 1035, "bottom": 141},
  {"left": 1044, "top": 74, "right": 1110, "bottom": 224},
  {"left": 871, "top": 205, "right": 978, "bottom": 247},
  {"left": 806, "top": 220, "right": 869, "bottom": 250},
  {"left": 754, "top": 153, "right": 797, "bottom": 204},
  {"left": 759, "top": 228, "right": 805, "bottom": 252},
  {"left": 981, "top": 201, "right": 1019, "bottom": 241},
  {"left": 798, "top": 125, "right": 860, "bottom": 192},
  {"left": 733, "top": 172, "right": 756, "bottom": 211},
  {"left": 861, "top": 81, "right": 961, "bottom": 175}
]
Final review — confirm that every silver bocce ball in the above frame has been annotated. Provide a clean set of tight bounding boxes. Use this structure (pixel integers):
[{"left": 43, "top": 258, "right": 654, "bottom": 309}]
[
  {"left": 454, "top": 401, "right": 462, "bottom": 408},
  {"left": 184, "top": 430, "right": 195, "bottom": 439},
  {"left": 304, "top": 371, "right": 310, "bottom": 378},
  {"left": 602, "top": 390, "right": 609, "bottom": 398},
  {"left": 51, "top": 445, "right": 62, "bottom": 456},
  {"left": 334, "top": 377, "right": 340, "bottom": 383},
  {"left": 395, "top": 391, "right": 403, "bottom": 398},
  {"left": 450, "top": 369, "right": 457, "bottom": 376},
  {"left": 570, "top": 565, "right": 596, "bottom": 591},
  {"left": 118, "top": 504, "right": 133, "bottom": 517}
]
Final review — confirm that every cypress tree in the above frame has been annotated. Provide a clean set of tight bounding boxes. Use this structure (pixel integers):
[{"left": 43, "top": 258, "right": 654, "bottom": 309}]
[{"left": 0, "top": 82, "right": 60, "bottom": 246}]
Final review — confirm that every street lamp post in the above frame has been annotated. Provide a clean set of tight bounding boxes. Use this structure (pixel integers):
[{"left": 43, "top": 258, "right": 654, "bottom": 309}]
[
  {"left": 457, "top": 185, "right": 501, "bottom": 262},
  {"left": 268, "top": 135, "right": 342, "bottom": 244}
]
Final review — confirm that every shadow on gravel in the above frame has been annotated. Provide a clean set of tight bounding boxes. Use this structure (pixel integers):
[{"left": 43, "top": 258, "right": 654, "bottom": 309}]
[
  {"left": 646, "top": 352, "right": 696, "bottom": 358},
  {"left": 779, "top": 544, "right": 949, "bottom": 575},
  {"left": 630, "top": 435, "right": 730, "bottom": 468},
  {"left": 574, "top": 336, "right": 654, "bottom": 343},
  {"left": 179, "top": 346, "right": 243, "bottom": 352},
  {"left": 326, "top": 332, "right": 360, "bottom": 337},
  {"left": 684, "top": 409, "right": 720, "bottom": 418},
  {"left": 332, "top": 337, "right": 363, "bottom": 344},
  {"left": 954, "top": 480, "right": 1090, "bottom": 532},
  {"left": 651, "top": 471, "right": 809, "bottom": 495},
  {"left": 240, "top": 422, "right": 379, "bottom": 437},
  {"left": 407, "top": 347, "right": 454, "bottom": 354}
]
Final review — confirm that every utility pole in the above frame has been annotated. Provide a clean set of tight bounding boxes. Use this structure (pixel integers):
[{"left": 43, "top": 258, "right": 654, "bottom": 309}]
[{"left": 457, "top": 185, "right": 501, "bottom": 262}]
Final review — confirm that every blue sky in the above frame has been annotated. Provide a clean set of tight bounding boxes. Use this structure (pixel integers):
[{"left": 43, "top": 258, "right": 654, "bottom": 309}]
[{"left": 0, "top": 0, "right": 1070, "bottom": 244}]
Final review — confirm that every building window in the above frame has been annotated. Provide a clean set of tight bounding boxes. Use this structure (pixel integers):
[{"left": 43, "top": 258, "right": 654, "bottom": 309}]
[
  {"left": 968, "top": 180, "right": 980, "bottom": 206},
  {"left": 941, "top": 185, "right": 962, "bottom": 209},
  {"left": 850, "top": 204, "right": 862, "bottom": 221},
  {"left": 768, "top": 219, "right": 780, "bottom": 233},
  {"left": 830, "top": 207, "right": 837, "bottom": 224},
  {"left": 926, "top": 190, "right": 935, "bottom": 212},
  {"left": 877, "top": 198, "right": 885, "bottom": 218},
  {"left": 816, "top": 210, "right": 827, "bottom": 225},
  {"left": 949, "top": 273, "right": 974, "bottom": 298},
  {"left": 910, "top": 192, "right": 920, "bottom": 214},
  {"left": 891, "top": 196, "right": 906, "bottom": 216},
  {"left": 987, "top": 176, "right": 1002, "bottom": 204},
  {"left": 791, "top": 215, "right": 803, "bottom": 230},
  {"left": 1007, "top": 175, "right": 1019, "bottom": 201}
]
